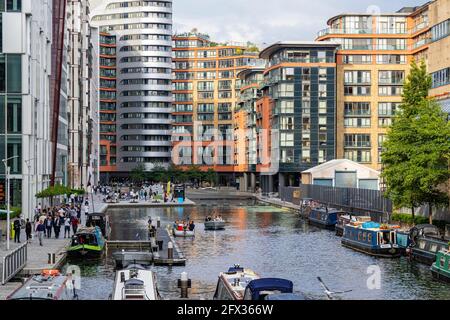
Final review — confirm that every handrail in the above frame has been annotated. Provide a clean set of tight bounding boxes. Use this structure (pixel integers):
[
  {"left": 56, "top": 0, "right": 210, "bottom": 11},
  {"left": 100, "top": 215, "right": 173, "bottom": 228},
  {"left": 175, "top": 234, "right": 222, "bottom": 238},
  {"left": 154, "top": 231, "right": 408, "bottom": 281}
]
[{"left": 1, "top": 242, "right": 27, "bottom": 285}]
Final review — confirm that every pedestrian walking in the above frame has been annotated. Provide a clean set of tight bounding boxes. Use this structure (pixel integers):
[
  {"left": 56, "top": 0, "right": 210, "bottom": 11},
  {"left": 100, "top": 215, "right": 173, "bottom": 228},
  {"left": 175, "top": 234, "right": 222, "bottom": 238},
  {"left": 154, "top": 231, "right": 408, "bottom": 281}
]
[
  {"left": 45, "top": 215, "right": 53, "bottom": 238},
  {"left": 36, "top": 221, "right": 45, "bottom": 246},
  {"left": 71, "top": 216, "right": 79, "bottom": 235},
  {"left": 53, "top": 215, "right": 61, "bottom": 239},
  {"left": 64, "top": 216, "right": 71, "bottom": 238},
  {"left": 25, "top": 218, "right": 32, "bottom": 242},
  {"left": 84, "top": 201, "right": 89, "bottom": 216},
  {"left": 13, "top": 217, "right": 21, "bottom": 243}
]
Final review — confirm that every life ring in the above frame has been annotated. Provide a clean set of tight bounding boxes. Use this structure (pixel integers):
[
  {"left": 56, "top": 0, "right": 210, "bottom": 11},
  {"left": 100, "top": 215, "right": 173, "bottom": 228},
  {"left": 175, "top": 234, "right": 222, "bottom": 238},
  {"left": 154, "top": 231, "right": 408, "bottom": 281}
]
[{"left": 42, "top": 269, "right": 60, "bottom": 276}]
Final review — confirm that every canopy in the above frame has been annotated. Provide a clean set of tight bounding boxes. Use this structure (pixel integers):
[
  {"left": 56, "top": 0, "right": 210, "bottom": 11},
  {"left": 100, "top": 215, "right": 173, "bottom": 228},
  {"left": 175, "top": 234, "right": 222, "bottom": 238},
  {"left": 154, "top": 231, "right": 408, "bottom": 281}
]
[{"left": 246, "top": 278, "right": 293, "bottom": 300}]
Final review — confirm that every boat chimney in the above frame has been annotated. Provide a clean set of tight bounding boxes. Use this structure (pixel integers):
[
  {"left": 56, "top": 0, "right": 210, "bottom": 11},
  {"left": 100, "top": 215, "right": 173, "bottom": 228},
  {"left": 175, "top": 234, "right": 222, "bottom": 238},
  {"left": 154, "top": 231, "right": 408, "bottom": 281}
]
[{"left": 178, "top": 272, "right": 191, "bottom": 299}]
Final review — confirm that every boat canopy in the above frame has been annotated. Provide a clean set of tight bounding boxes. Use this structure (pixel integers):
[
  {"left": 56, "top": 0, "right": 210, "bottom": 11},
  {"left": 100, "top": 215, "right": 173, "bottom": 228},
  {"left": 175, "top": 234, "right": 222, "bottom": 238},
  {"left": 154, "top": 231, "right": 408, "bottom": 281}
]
[
  {"left": 246, "top": 278, "right": 293, "bottom": 300},
  {"left": 228, "top": 266, "right": 244, "bottom": 273},
  {"left": 362, "top": 222, "right": 380, "bottom": 229}
]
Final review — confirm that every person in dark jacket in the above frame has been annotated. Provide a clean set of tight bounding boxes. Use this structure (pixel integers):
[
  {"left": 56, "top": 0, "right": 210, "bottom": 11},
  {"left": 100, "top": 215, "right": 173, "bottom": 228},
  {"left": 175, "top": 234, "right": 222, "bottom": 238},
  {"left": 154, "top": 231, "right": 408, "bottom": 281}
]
[
  {"left": 13, "top": 217, "right": 21, "bottom": 243},
  {"left": 53, "top": 216, "right": 62, "bottom": 239},
  {"left": 45, "top": 215, "right": 53, "bottom": 238},
  {"left": 25, "top": 219, "right": 32, "bottom": 242},
  {"left": 36, "top": 221, "right": 45, "bottom": 246}
]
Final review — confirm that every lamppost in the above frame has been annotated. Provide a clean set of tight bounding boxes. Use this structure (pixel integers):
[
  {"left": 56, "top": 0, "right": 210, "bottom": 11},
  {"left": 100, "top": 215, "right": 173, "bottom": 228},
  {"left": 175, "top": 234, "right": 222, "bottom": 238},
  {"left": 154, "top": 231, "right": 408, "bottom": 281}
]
[
  {"left": 2, "top": 155, "right": 19, "bottom": 250},
  {"left": 25, "top": 158, "right": 36, "bottom": 221}
]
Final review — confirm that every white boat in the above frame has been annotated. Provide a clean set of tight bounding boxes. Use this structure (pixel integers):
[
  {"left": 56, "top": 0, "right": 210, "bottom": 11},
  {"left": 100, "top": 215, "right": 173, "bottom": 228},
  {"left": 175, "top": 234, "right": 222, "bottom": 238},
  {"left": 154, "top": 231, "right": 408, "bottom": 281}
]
[
  {"left": 111, "top": 264, "right": 160, "bottom": 300},
  {"left": 173, "top": 229, "right": 195, "bottom": 237},
  {"left": 213, "top": 265, "right": 260, "bottom": 300},
  {"left": 205, "top": 220, "right": 226, "bottom": 230}
]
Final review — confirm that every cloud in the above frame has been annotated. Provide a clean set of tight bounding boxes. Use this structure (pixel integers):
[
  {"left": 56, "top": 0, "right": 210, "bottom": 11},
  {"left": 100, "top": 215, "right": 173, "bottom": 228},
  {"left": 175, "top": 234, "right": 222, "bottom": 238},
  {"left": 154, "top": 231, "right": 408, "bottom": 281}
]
[{"left": 91, "top": 0, "right": 420, "bottom": 46}]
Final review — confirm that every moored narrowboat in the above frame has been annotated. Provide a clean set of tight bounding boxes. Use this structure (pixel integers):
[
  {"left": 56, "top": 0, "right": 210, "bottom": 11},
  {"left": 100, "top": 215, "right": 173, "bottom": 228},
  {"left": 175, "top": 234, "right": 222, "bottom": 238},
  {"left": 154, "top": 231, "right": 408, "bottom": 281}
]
[
  {"left": 342, "top": 222, "right": 401, "bottom": 258},
  {"left": 243, "top": 278, "right": 294, "bottom": 300},
  {"left": 335, "top": 214, "right": 371, "bottom": 236},
  {"left": 67, "top": 226, "right": 105, "bottom": 257},
  {"left": 213, "top": 265, "right": 259, "bottom": 300},
  {"left": 308, "top": 207, "right": 342, "bottom": 230},
  {"left": 408, "top": 224, "right": 448, "bottom": 265},
  {"left": 430, "top": 249, "right": 450, "bottom": 283}
]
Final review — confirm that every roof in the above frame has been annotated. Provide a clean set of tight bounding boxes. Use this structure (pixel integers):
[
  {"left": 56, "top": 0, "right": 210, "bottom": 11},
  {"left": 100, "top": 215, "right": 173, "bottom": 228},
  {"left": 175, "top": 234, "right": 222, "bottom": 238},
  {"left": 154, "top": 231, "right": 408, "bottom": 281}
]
[
  {"left": 302, "top": 159, "right": 380, "bottom": 175},
  {"left": 246, "top": 278, "right": 293, "bottom": 299},
  {"left": 326, "top": 12, "right": 410, "bottom": 26},
  {"left": 259, "top": 41, "right": 340, "bottom": 59}
]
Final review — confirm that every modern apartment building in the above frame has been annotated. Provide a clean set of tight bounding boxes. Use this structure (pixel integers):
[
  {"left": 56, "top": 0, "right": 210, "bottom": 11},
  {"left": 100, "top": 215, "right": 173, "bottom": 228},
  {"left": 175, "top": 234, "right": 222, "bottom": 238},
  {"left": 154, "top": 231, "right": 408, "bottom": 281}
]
[
  {"left": 67, "top": 0, "right": 100, "bottom": 188},
  {"left": 171, "top": 31, "right": 260, "bottom": 185},
  {"left": 91, "top": 0, "right": 173, "bottom": 177},
  {"left": 0, "top": 0, "right": 54, "bottom": 217},
  {"left": 98, "top": 31, "right": 117, "bottom": 181},
  {"left": 316, "top": 0, "right": 450, "bottom": 172}
]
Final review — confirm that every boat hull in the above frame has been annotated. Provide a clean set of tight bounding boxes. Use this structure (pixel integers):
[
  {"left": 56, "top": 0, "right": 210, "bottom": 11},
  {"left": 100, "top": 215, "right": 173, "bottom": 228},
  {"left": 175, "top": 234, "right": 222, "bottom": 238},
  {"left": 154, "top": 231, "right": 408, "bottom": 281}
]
[
  {"left": 410, "top": 248, "right": 437, "bottom": 265},
  {"left": 67, "top": 244, "right": 104, "bottom": 257},
  {"left": 431, "top": 265, "right": 450, "bottom": 283},
  {"left": 341, "top": 238, "right": 401, "bottom": 258},
  {"left": 308, "top": 218, "right": 336, "bottom": 230},
  {"left": 204, "top": 221, "right": 225, "bottom": 230},
  {"left": 335, "top": 225, "right": 344, "bottom": 236},
  {"left": 173, "top": 229, "right": 195, "bottom": 237}
]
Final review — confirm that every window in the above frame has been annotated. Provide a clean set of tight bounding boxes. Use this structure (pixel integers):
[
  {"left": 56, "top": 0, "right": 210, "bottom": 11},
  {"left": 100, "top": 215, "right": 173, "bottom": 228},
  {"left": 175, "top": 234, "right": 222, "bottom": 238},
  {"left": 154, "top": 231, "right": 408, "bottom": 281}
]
[
  {"left": 378, "top": 71, "right": 404, "bottom": 85},
  {"left": 344, "top": 102, "right": 370, "bottom": 115},
  {"left": 344, "top": 117, "right": 370, "bottom": 128},
  {"left": 319, "top": 101, "right": 327, "bottom": 114},
  {"left": 6, "top": 0, "right": 20, "bottom": 11},
  {"left": 281, "top": 149, "right": 294, "bottom": 163},
  {"left": 343, "top": 55, "right": 372, "bottom": 64},
  {"left": 318, "top": 84, "right": 327, "bottom": 97},
  {"left": 376, "top": 55, "right": 406, "bottom": 64},
  {"left": 7, "top": 96, "right": 21, "bottom": 133},
  {"left": 344, "top": 134, "right": 371, "bottom": 148},
  {"left": 0, "top": 55, "right": 5, "bottom": 93},
  {"left": 344, "top": 86, "right": 370, "bottom": 96},
  {"left": 6, "top": 54, "right": 21, "bottom": 93},
  {"left": 280, "top": 133, "right": 294, "bottom": 147},
  {"left": 432, "top": 67, "right": 450, "bottom": 88},
  {"left": 279, "top": 100, "right": 294, "bottom": 113},
  {"left": 431, "top": 19, "right": 450, "bottom": 41},
  {"left": 344, "top": 150, "right": 371, "bottom": 163}
]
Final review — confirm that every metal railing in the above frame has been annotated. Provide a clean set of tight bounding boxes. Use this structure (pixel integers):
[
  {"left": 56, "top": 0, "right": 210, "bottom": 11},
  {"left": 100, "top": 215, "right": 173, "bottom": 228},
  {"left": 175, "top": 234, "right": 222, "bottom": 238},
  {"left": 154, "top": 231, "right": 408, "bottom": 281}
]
[{"left": 1, "top": 242, "right": 27, "bottom": 285}]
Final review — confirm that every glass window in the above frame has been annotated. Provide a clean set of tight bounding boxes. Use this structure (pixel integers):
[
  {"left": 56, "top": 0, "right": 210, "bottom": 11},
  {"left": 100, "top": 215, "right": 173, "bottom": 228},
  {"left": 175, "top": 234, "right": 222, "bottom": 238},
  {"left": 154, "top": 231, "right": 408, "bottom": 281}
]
[
  {"left": 7, "top": 54, "right": 21, "bottom": 93},
  {"left": 0, "top": 55, "right": 5, "bottom": 93},
  {"left": 6, "top": 0, "right": 20, "bottom": 11},
  {"left": 7, "top": 96, "right": 20, "bottom": 133}
]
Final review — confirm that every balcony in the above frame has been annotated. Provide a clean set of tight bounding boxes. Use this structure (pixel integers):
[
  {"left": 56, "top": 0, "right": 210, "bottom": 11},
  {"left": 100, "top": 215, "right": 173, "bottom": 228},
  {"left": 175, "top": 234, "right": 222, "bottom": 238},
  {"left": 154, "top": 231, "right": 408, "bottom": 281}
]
[
  {"left": 317, "top": 27, "right": 407, "bottom": 38},
  {"left": 269, "top": 57, "right": 335, "bottom": 67}
]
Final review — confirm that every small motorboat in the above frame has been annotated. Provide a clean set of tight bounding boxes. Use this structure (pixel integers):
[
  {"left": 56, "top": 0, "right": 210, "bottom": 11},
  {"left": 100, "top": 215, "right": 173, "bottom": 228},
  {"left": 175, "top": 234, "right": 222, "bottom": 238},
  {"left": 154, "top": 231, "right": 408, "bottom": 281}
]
[
  {"left": 173, "top": 229, "right": 195, "bottom": 237},
  {"left": 111, "top": 264, "right": 160, "bottom": 300},
  {"left": 205, "top": 220, "right": 226, "bottom": 231},
  {"left": 112, "top": 250, "right": 154, "bottom": 269},
  {"left": 308, "top": 207, "right": 343, "bottom": 230},
  {"left": 7, "top": 270, "right": 77, "bottom": 300}
]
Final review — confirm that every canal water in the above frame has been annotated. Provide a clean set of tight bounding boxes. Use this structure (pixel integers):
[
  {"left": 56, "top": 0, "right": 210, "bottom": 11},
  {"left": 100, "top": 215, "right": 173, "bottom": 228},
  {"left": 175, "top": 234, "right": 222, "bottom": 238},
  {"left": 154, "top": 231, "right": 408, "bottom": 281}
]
[{"left": 64, "top": 200, "right": 450, "bottom": 300}]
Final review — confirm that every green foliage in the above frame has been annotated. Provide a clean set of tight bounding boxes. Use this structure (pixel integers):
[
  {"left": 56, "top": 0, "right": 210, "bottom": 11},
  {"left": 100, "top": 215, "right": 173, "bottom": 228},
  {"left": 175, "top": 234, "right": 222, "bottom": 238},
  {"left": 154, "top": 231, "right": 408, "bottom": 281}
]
[
  {"left": 130, "top": 164, "right": 146, "bottom": 184},
  {"left": 391, "top": 213, "right": 429, "bottom": 225},
  {"left": 0, "top": 206, "right": 21, "bottom": 220},
  {"left": 381, "top": 60, "right": 450, "bottom": 223},
  {"left": 36, "top": 184, "right": 85, "bottom": 198}
]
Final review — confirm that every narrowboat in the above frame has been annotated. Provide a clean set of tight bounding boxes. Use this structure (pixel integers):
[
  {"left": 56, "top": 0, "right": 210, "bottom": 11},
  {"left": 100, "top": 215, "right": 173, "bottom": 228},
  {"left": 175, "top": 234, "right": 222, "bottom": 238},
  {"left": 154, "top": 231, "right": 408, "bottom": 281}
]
[
  {"left": 335, "top": 214, "right": 371, "bottom": 236},
  {"left": 308, "top": 207, "right": 342, "bottom": 230},
  {"left": 67, "top": 226, "right": 105, "bottom": 257},
  {"left": 7, "top": 270, "right": 77, "bottom": 300},
  {"left": 408, "top": 224, "right": 448, "bottom": 265},
  {"left": 86, "top": 212, "right": 111, "bottom": 239},
  {"left": 430, "top": 249, "right": 450, "bottom": 283},
  {"left": 396, "top": 230, "right": 412, "bottom": 254},
  {"left": 213, "top": 265, "right": 259, "bottom": 300},
  {"left": 111, "top": 264, "right": 160, "bottom": 300},
  {"left": 342, "top": 222, "right": 401, "bottom": 258},
  {"left": 242, "top": 278, "right": 294, "bottom": 300}
]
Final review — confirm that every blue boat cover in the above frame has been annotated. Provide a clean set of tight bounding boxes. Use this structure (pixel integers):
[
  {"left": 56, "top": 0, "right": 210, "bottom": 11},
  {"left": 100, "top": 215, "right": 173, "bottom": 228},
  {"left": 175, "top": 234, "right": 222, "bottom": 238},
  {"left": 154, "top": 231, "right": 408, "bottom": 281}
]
[
  {"left": 228, "top": 266, "right": 244, "bottom": 273},
  {"left": 247, "top": 278, "right": 293, "bottom": 300},
  {"left": 265, "top": 293, "right": 307, "bottom": 300},
  {"left": 362, "top": 222, "right": 380, "bottom": 229}
]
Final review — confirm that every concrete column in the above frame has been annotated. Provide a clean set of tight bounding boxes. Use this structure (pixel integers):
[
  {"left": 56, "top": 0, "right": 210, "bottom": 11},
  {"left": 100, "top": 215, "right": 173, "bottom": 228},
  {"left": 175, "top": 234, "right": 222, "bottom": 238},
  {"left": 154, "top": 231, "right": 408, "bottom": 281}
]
[
  {"left": 268, "top": 175, "right": 274, "bottom": 194},
  {"left": 279, "top": 173, "right": 285, "bottom": 190},
  {"left": 242, "top": 173, "right": 248, "bottom": 192},
  {"left": 250, "top": 173, "right": 256, "bottom": 192}
]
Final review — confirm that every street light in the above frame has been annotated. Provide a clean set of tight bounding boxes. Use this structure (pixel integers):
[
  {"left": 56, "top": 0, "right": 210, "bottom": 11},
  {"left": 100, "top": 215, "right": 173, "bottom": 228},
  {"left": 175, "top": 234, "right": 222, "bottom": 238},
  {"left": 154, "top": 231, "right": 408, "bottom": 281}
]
[
  {"left": 2, "top": 155, "right": 19, "bottom": 250},
  {"left": 25, "top": 158, "right": 36, "bottom": 222}
]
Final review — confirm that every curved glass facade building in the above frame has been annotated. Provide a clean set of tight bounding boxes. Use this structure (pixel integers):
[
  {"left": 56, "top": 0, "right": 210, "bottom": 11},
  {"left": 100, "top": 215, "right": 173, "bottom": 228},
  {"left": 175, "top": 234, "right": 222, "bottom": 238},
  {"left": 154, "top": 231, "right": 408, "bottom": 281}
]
[{"left": 91, "top": 0, "right": 173, "bottom": 173}]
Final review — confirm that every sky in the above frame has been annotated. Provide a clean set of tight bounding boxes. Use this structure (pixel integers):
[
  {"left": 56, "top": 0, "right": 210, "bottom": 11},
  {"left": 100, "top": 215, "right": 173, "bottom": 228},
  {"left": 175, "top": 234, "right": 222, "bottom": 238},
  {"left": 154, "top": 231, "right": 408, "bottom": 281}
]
[{"left": 91, "top": 0, "right": 421, "bottom": 47}]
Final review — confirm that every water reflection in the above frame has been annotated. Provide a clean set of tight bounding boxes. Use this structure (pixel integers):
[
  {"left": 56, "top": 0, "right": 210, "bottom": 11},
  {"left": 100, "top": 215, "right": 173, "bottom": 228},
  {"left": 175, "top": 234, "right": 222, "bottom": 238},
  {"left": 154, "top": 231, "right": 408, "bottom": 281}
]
[{"left": 64, "top": 200, "right": 450, "bottom": 300}]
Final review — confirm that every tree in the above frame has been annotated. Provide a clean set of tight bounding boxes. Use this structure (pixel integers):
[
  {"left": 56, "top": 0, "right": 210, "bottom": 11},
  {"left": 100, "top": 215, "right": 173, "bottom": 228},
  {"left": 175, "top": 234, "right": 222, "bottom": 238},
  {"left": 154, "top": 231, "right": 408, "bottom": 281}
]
[
  {"left": 130, "top": 164, "right": 146, "bottom": 185},
  {"left": 204, "top": 168, "right": 218, "bottom": 187},
  {"left": 381, "top": 59, "right": 450, "bottom": 224}
]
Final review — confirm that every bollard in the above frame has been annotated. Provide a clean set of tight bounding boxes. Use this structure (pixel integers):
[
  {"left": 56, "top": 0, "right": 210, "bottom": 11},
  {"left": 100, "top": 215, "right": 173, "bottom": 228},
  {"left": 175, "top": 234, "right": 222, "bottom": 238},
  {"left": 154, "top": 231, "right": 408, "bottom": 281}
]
[
  {"left": 167, "top": 241, "right": 173, "bottom": 259},
  {"left": 151, "top": 238, "right": 158, "bottom": 252},
  {"left": 48, "top": 253, "right": 56, "bottom": 265},
  {"left": 157, "top": 240, "right": 163, "bottom": 251},
  {"left": 177, "top": 272, "right": 191, "bottom": 299},
  {"left": 157, "top": 217, "right": 161, "bottom": 228}
]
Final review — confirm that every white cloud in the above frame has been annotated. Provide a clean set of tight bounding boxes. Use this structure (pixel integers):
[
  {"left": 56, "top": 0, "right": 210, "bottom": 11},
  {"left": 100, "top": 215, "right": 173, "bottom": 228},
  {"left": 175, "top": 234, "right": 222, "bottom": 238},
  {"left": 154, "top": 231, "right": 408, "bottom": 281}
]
[{"left": 91, "top": 0, "right": 420, "bottom": 46}]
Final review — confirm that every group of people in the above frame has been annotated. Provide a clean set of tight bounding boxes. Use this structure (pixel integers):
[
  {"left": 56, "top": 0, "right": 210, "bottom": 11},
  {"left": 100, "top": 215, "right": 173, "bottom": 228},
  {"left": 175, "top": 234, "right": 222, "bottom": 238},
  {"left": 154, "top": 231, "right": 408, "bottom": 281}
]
[
  {"left": 174, "top": 220, "right": 195, "bottom": 232},
  {"left": 205, "top": 215, "right": 224, "bottom": 222},
  {"left": 10, "top": 199, "right": 90, "bottom": 247}
]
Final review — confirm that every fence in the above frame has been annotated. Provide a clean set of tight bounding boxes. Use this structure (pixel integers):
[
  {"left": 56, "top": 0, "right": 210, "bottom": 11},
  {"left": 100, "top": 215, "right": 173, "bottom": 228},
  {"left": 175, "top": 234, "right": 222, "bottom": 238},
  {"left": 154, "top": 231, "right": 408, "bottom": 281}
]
[
  {"left": 1, "top": 242, "right": 27, "bottom": 285},
  {"left": 280, "top": 185, "right": 393, "bottom": 222}
]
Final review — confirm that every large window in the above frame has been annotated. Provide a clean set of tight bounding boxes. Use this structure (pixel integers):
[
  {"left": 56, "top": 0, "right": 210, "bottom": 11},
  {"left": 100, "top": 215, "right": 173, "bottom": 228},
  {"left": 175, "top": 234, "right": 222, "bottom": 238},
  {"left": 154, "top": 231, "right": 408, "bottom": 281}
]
[
  {"left": 344, "top": 134, "right": 371, "bottom": 148},
  {"left": 6, "top": 0, "right": 20, "bottom": 11},
  {"left": 344, "top": 71, "right": 371, "bottom": 84},
  {"left": 6, "top": 54, "right": 21, "bottom": 93}
]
